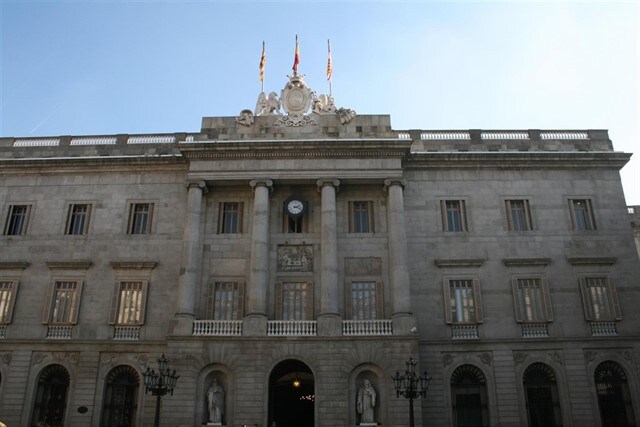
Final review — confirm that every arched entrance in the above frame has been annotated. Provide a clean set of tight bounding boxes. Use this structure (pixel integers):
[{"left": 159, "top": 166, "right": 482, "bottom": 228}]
[{"left": 269, "top": 359, "right": 314, "bottom": 427}]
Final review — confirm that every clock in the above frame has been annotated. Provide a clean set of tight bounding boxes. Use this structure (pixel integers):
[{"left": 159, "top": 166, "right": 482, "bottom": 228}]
[{"left": 284, "top": 197, "right": 306, "bottom": 218}]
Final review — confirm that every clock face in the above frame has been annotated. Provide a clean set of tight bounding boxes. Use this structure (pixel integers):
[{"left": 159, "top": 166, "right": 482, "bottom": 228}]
[{"left": 287, "top": 199, "right": 304, "bottom": 215}]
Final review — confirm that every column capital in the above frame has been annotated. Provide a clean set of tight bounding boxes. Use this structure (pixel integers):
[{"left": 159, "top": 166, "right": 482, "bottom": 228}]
[
  {"left": 185, "top": 179, "right": 208, "bottom": 193},
  {"left": 250, "top": 179, "right": 274, "bottom": 192},
  {"left": 316, "top": 178, "right": 340, "bottom": 191},
  {"left": 384, "top": 178, "right": 407, "bottom": 191}
]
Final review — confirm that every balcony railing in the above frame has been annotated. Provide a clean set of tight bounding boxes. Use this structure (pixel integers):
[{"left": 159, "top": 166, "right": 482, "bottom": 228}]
[
  {"left": 591, "top": 321, "right": 617, "bottom": 336},
  {"left": 113, "top": 325, "right": 141, "bottom": 340},
  {"left": 342, "top": 320, "right": 393, "bottom": 336},
  {"left": 0, "top": 325, "right": 6, "bottom": 339},
  {"left": 451, "top": 324, "right": 479, "bottom": 339},
  {"left": 46, "top": 325, "right": 73, "bottom": 339},
  {"left": 267, "top": 320, "right": 317, "bottom": 336},
  {"left": 521, "top": 323, "right": 549, "bottom": 338},
  {"left": 193, "top": 320, "right": 242, "bottom": 336}
]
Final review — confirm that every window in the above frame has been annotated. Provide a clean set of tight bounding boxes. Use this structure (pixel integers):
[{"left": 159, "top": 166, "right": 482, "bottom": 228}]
[
  {"left": 109, "top": 281, "right": 148, "bottom": 325},
  {"left": 523, "top": 363, "right": 562, "bottom": 427},
  {"left": 0, "top": 281, "right": 18, "bottom": 324},
  {"left": 42, "top": 281, "right": 83, "bottom": 325},
  {"left": 285, "top": 215, "right": 305, "bottom": 233},
  {"left": 506, "top": 199, "right": 532, "bottom": 231},
  {"left": 569, "top": 199, "right": 596, "bottom": 230},
  {"left": 349, "top": 201, "right": 374, "bottom": 233},
  {"left": 3, "top": 204, "right": 31, "bottom": 235},
  {"left": 450, "top": 365, "right": 489, "bottom": 427},
  {"left": 101, "top": 365, "right": 139, "bottom": 427},
  {"left": 207, "top": 281, "right": 244, "bottom": 320},
  {"left": 512, "top": 278, "right": 553, "bottom": 323},
  {"left": 579, "top": 277, "right": 621, "bottom": 322},
  {"left": 441, "top": 200, "right": 467, "bottom": 232},
  {"left": 127, "top": 203, "right": 153, "bottom": 235},
  {"left": 218, "top": 202, "right": 243, "bottom": 234},
  {"left": 594, "top": 361, "right": 636, "bottom": 427},
  {"left": 31, "top": 364, "right": 70, "bottom": 427},
  {"left": 444, "top": 279, "right": 483, "bottom": 324},
  {"left": 65, "top": 204, "right": 91, "bottom": 235},
  {"left": 276, "top": 282, "right": 313, "bottom": 320},
  {"left": 347, "top": 281, "right": 383, "bottom": 320}
]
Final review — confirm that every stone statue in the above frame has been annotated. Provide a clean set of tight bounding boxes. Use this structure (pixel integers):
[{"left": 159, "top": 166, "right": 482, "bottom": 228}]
[
  {"left": 266, "top": 92, "right": 281, "bottom": 115},
  {"left": 255, "top": 92, "right": 268, "bottom": 116},
  {"left": 236, "top": 109, "right": 255, "bottom": 127},
  {"left": 356, "top": 379, "right": 376, "bottom": 424},
  {"left": 337, "top": 107, "right": 357, "bottom": 125},
  {"left": 311, "top": 93, "right": 337, "bottom": 115},
  {"left": 207, "top": 379, "right": 224, "bottom": 423}
]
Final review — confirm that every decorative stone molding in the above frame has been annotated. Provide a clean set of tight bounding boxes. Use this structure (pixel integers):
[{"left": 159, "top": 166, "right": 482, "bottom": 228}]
[
  {"left": 46, "top": 261, "right": 92, "bottom": 270},
  {"left": 584, "top": 351, "right": 597, "bottom": 362},
  {"left": 235, "top": 109, "right": 255, "bottom": 127},
  {"left": 622, "top": 350, "right": 632, "bottom": 361},
  {"left": 275, "top": 113, "right": 317, "bottom": 127},
  {"left": 383, "top": 178, "right": 407, "bottom": 191},
  {"left": 185, "top": 179, "right": 208, "bottom": 193},
  {"left": 249, "top": 179, "right": 274, "bottom": 192},
  {"left": 0, "top": 261, "right": 30, "bottom": 270},
  {"left": 478, "top": 353, "right": 492, "bottom": 365},
  {"left": 277, "top": 245, "right": 313, "bottom": 272},
  {"left": 442, "top": 353, "right": 455, "bottom": 367},
  {"left": 316, "top": 178, "right": 340, "bottom": 192},
  {"left": 1, "top": 353, "right": 11, "bottom": 364},
  {"left": 101, "top": 353, "right": 114, "bottom": 364},
  {"left": 32, "top": 353, "right": 47, "bottom": 366},
  {"left": 567, "top": 257, "right": 616, "bottom": 266},
  {"left": 110, "top": 261, "right": 158, "bottom": 270},
  {"left": 513, "top": 352, "right": 528, "bottom": 364},
  {"left": 435, "top": 259, "right": 485, "bottom": 268},
  {"left": 549, "top": 351, "right": 563, "bottom": 365},
  {"left": 503, "top": 258, "right": 552, "bottom": 267}
]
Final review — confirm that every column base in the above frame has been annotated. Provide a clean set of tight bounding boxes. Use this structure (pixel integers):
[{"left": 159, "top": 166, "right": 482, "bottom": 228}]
[
  {"left": 317, "top": 313, "right": 342, "bottom": 336},
  {"left": 170, "top": 314, "right": 195, "bottom": 336},
  {"left": 242, "top": 314, "right": 267, "bottom": 337},
  {"left": 392, "top": 313, "right": 417, "bottom": 335}
]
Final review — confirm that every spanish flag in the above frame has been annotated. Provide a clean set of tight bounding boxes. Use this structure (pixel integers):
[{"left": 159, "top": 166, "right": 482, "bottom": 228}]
[
  {"left": 292, "top": 35, "right": 300, "bottom": 74},
  {"left": 326, "top": 39, "right": 332, "bottom": 81},
  {"left": 259, "top": 41, "right": 266, "bottom": 82}
]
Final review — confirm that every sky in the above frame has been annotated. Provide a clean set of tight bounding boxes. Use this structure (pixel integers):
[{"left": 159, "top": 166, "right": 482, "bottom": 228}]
[{"left": 1, "top": 1, "right": 638, "bottom": 204}]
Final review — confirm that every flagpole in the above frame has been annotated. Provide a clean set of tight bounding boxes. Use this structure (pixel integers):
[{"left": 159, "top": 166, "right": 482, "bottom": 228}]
[
  {"left": 327, "top": 39, "right": 332, "bottom": 96},
  {"left": 259, "top": 41, "right": 266, "bottom": 93}
]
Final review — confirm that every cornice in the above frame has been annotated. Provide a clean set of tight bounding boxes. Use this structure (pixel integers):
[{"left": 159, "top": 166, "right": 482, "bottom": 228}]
[
  {"left": 110, "top": 261, "right": 158, "bottom": 270},
  {"left": 0, "top": 261, "right": 30, "bottom": 270},
  {"left": 435, "top": 259, "right": 486, "bottom": 268},
  {"left": 567, "top": 257, "right": 617, "bottom": 266},
  {"left": 503, "top": 258, "right": 552, "bottom": 267},
  {"left": 46, "top": 261, "right": 93, "bottom": 270}
]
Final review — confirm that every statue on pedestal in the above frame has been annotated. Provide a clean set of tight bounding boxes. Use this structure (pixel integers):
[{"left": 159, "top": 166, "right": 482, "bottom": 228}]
[
  {"left": 207, "top": 379, "right": 224, "bottom": 424},
  {"left": 357, "top": 379, "right": 377, "bottom": 425}
]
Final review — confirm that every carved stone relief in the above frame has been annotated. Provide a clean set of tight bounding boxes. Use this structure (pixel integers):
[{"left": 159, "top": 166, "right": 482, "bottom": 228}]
[
  {"left": 442, "top": 353, "right": 455, "bottom": 367},
  {"left": 277, "top": 245, "right": 313, "bottom": 272}
]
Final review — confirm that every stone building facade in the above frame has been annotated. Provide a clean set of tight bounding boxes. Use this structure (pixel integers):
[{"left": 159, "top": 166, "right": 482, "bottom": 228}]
[{"left": 1, "top": 77, "right": 639, "bottom": 427}]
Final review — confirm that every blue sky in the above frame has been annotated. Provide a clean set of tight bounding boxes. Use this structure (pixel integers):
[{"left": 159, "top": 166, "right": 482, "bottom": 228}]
[{"left": 1, "top": 1, "right": 638, "bottom": 204}]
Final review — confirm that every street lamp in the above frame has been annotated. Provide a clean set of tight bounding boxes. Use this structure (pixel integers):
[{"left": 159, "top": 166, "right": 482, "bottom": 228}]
[
  {"left": 392, "top": 356, "right": 431, "bottom": 427},
  {"left": 143, "top": 353, "right": 180, "bottom": 427}
]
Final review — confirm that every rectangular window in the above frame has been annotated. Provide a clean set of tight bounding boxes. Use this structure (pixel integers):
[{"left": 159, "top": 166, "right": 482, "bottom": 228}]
[
  {"left": 286, "top": 216, "right": 305, "bottom": 233},
  {"left": 109, "top": 281, "right": 148, "bottom": 325},
  {"left": 218, "top": 202, "right": 243, "bottom": 234},
  {"left": 276, "top": 282, "right": 313, "bottom": 320},
  {"left": 42, "top": 281, "right": 82, "bottom": 325},
  {"left": 349, "top": 281, "right": 383, "bottom": 320},
  {"left": 441, "top": 200, "right": 467, "bottom": 232},
  {"left": 127, "top": 203, "right": 153, "bottom": 235},
  {"left": 570, "top": 199, "right": 596, "bottom": 230},
  {"left": 349, "top": 201, "right": 374, "bottom": 233},
  {"left": 207, "top": 281, "right": 244, "bottom": 320},
  {"left": 444, "top": 279, "right": 483, "bottom": 324},
  {"left": 65, "top": 204, "right": 91, "bottom": 235},
  {"left": 4, "top": 204, "right": 31, "bottom": 235},
  {"left": 580, "top": 277, "right": 621, "bottom": 321},
  {"left": 0, "top": 281, "right": 18, "bottom": 324},
  {"left": 506, "top": 199, "right": 533, "bottom": 231},
  {"left": 512, "top": 278, "right": 553, "bottom": 323}
]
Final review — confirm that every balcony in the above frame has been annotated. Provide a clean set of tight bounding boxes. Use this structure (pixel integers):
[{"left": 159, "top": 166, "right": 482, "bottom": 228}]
[
  {"left": 193, "top": 320, "right": 242, "bottom": 336},
  {"left": 268, "top": 320, "right": 317, "bottom": 336},
  {"left": 342, "top": 320, "right": 393, "bottom": 336},
  {"left": 451, "top": 324, "right": 479, "bottom": 340},
  {"left": 113, "top": 325, "right": 141, "bottom": 340},
  {"left": 46, "top": 325, "right": 73, "bottom": 339},
  {"left": 591, "top": 321, "right": 618, "bottom": 336},
  {"left": 522, "top": 323, "right": 549, "bottom": 338}
]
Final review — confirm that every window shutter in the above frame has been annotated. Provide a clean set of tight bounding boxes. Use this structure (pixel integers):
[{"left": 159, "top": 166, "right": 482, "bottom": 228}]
[
  {"left": 369, "top": 201, "right": 375, "bottom": 233},
  {"left": 541, "top": 278, "right": 554, "bottom": 322},
  {"left": 460, "top": 200, "right": 468, "bottom": 231},
  {"left": 588, "top": 200, "right": 597, "bottom": 230},
  {"left": 275, "top": 282, "right": 283, "bottom": 319},
  {"left": 608, "top": 277, "right": 622, "bottom": 320},
  {"left": 443, "top": 279, "right": 452, "bottom": 324},
  {"left": 238, "top": 202, "right": 245, "bottom": 233},
  {"left": 236, "top": 281, "right": 245, "bottom": 320},
  {"left": 345, "top": 281, "right": 353, "bottom": 320},
  {"left": 217, "top": 202, "right": 224, "bottom": 233},
  {"left": 524, "top": 200, "right": 532, "bottom": 230},
  {"left": 568, "top": 200, "right": 577, "bottom": 230},
  {"left": 505, "top": 201, "right": 513, "bottom": 231},
  {"left": 70, "top": 281, "right": 84, "bottom": 324},
  {"left": 348, "top": 201, "right": 354, "bottom": 232},
  {"left": 473, "top": 279, "right": 483, "bottom": 323},
  {"left": 440, "top": 200, "right": 447, "bottom": 231},
  {"left": 42, "top": 281, "right": 55, "bottom": 324},
  {"left": 3, "top": 281, "right": 18, "bottom": 323},
  {"left": 511, "top": 279, "right": 524, "bottom": 323},
  {"left": 375, "top": 281, "right": 384, "bottom": 319},
  {"left": 109, "top": 282, "right": 121, "bottom": 324},
  {"left": 578, "top": 277, "right": 593, "bottom": 321},
  {"left": 138, "top": 281, "right": 149, "bottom": 325},
  {"left": 305, "top": 282, "right": 314, "bottom": 320}
]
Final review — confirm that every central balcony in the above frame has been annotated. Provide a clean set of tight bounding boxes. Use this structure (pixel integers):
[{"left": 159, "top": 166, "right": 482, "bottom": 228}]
[{"left": 192, "top": 319, "right": 394, "bottom": 337}]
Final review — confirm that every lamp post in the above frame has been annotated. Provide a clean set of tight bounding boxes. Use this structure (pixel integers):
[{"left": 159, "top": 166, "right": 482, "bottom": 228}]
[
  {"left": 392, "top": 356, "right": 431, "bottom": 427},
  {"left": 143, "top": 353, "right": 180, "bottom": 427}
]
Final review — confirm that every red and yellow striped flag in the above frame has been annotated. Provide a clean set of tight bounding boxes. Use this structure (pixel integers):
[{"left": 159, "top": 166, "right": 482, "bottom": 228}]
[
  {"left": 326, "top": 39, "right": 332, "bottom": 81},
  {"left": 259, "top": 41, "right": 266, "bottom": 82},
  {"left": 292, "top": 35, "right": 300, "bottom": 74}
]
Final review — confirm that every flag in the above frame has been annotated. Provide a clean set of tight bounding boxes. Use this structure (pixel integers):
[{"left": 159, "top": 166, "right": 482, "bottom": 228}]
[
  {"left": 326, "top": 39, "right": 332, "bottom": 81},
  {"left": 259, "top": 41, "right": 266, "bottom": 82},
  {"left": 292, "top": 35, "right": 300, "bottom": 74}
]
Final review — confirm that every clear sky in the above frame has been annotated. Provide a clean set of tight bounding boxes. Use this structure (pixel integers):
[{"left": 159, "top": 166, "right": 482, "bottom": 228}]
[{"left": 1, "top": 1, "right": 638, "bottom": 204}]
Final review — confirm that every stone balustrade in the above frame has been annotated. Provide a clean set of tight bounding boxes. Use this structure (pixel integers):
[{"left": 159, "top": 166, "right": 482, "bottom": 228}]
[
  {"left": 46, "top": 325, "right": 73, "bottom": 339},
  {"left": 0, "top": 325, "right": 7, "bottom": 339},
  {"left": 591, "top": 322, "right": 618, "bottom": 336},
  {"left": 193, "top": 320, "right": 242, "bottom": 336},
  {"left": 451, "top": 324, "right": 479, "bottom": 340},
  {"left": 342, "top": 320, "right": 393, "bottom": 336},
  {"left": 113, "top": 325, "right": 141, "bottom": 340},
  {"left": 267, "top": 320, "right": 317, "bottom": 336},
  {"left": 521, "top": 323, "right": 549, "bottom": 338}
]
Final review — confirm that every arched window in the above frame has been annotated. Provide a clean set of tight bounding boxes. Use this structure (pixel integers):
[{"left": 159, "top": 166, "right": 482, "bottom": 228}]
[
  {"left": 523, "top": 363, "right": 562, "bottom": 427},
  {"left": 101, "top": 365, "right": 139, "bottom": 427},
  {"left": 451, "top": 364, "right": 489, "bottom": 427},
  {"left": 594, "top": 361, "right": 636, "bottom": 427},
  {"left": 31, "top": 364, "right": 70, "bottom": 427}
]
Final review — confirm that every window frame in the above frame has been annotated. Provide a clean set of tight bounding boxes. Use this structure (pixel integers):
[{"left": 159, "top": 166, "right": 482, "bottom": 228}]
[
  {"left": 443, "top": 278, "right": 483, "bottom": 324},
  {"left": 65, "top": 203, "right": 92, "bottom": 236},
  {"left": 275, "top": 280, "right": 313, "bottom": 320},
  {"left": 217, "top": 202, "right": 244, "bottom": 234},
  {"left": 348, "top": 201, "right": 375, "bottom": 233},
  {"left": 505, "top": 199, "right": 533, "bottom": 231},
  {"left": 109, "top": 281, "right": 149, "bottom": 326},
  {"left": 345, "top": 279, "right": 383, "bottom": 320},
  {"left": 568, "top": 198, "right": 597, "bottom": 231},
  {"left": 3, "top": 204, "right": 32, "bottom": 236},
  {"left": 207, "top": 280, "right": 245, "bottom": 320},
  {"left": 579, "top": 276, "right": 621, "bottom": 322},
  {"left": 440, "top": 199, "right": 468, "bottom": 232},
  {"left": 126, "top": 202, "right": 155, "bottom": 235},
  {"left": 0, "top": 280, "right": 19, "bottom": 324},
  {"left": 511, "top": 277, "right": 554, "bottom": 323},
  {"left": 42, "top": 280, "right": 83, "bottom": 325}
]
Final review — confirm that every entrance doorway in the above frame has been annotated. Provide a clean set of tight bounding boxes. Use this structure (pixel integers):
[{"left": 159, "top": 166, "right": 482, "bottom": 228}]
[{"left": 269, "top": 359, "right": 314, "bottom": 427}]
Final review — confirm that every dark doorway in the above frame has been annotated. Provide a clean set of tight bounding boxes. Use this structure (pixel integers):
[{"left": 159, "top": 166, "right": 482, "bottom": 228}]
[
  {"left": 269, "top": 359, "right": 314, "bottom": 427},
  {"left": 31, "top": 364, "right": 70, "bottom": 427},
  {"left": 595, "top": 361, "right": 636, "bottom": 427},
  {"left": 523, "top": 363, "right": 562, "bottom": 427}
]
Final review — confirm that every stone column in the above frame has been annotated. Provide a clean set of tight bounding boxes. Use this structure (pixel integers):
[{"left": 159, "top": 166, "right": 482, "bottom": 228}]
[
  {"left": 172, "top": 179, "right": 207, "bottom": 335},
  {"left": 317, "top": 178, "right": 342, "bottom": 336},
  {"left": 244, "top": 179, "right": 273, "bottom": 336},
  {"left": 385, "top": 179, "right": 416, "bottom": 334}
]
